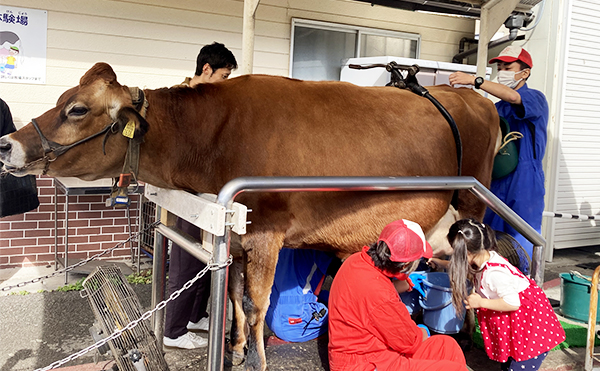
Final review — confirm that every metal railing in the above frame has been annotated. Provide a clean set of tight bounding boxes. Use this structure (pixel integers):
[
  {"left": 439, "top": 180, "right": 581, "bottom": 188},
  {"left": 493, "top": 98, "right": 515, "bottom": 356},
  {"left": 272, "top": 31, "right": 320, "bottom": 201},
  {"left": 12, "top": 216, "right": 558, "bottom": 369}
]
[{"left": 151, "top": 175, "right": 545, "bottom": 371}]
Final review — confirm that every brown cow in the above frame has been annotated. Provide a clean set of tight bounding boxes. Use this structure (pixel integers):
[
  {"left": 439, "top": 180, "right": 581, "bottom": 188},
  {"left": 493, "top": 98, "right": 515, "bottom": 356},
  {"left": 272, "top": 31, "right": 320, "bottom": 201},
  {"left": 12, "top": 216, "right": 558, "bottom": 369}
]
[{"left": 0, "top": 63, "right": 498, "bottom": 371}]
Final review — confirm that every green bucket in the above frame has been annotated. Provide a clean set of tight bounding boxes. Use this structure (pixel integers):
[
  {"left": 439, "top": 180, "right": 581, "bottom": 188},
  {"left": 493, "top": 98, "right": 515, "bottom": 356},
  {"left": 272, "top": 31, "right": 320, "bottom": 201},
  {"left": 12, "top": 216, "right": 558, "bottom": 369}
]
[{"left": 559, "top": 272, "right": 600, "bottom": 323}]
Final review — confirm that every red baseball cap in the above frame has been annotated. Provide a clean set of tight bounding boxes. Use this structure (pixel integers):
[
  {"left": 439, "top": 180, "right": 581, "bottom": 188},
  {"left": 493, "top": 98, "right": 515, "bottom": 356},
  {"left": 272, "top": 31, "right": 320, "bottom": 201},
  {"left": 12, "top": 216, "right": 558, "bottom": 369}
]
[
  {"left": 378, "top": 219, "right": 433, "bottom": 263},
  {"left": 489, "top": 45, "right": 533, "bottom": 68}
]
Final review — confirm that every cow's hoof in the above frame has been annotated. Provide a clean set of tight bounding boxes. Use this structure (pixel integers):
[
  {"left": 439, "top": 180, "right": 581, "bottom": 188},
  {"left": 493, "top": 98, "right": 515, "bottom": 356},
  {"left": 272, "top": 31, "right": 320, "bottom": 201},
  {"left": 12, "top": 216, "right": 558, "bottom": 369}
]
[{"left": 225, "top": 349, "right": 245, "bottom": 366}]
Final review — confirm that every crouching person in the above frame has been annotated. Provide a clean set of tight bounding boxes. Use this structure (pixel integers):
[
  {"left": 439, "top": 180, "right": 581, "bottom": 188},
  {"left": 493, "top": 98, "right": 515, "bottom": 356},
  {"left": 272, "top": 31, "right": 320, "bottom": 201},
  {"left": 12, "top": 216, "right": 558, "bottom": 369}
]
[{"left": 328, "top": 219, "right": 468, "bottom": 371}]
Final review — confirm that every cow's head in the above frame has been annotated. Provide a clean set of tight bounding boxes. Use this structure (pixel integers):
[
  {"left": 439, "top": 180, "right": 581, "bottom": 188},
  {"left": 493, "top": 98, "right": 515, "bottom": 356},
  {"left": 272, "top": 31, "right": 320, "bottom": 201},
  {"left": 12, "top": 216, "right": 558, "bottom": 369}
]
[{"left": 0, "top": 62, "right": 148, "bottom": 180}]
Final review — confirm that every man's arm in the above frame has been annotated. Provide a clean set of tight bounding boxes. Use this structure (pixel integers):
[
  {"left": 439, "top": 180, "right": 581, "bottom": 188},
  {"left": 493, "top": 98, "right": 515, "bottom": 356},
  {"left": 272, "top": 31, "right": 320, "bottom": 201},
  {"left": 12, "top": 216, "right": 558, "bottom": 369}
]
[{"left": 448, "top": 71, "right": 522, "bottom": 105}]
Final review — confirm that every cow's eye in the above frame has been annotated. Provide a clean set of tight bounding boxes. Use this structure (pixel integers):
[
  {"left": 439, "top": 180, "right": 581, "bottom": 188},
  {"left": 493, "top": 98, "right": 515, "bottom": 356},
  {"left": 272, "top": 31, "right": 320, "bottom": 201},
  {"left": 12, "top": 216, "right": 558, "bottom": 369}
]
[{"left": 68, "top": 106, "right": 88, "bottom": 117}]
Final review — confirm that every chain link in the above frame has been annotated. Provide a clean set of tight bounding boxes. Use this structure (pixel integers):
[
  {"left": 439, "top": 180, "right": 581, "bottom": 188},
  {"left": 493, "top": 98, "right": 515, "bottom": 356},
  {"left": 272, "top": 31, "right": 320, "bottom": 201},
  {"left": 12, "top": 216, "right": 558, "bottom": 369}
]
[
  {"left": 35, "top": 254, "right": 233, "bottom": 371},
  {"left": 0, "top": 221, "right": 160, "bottom": 292}
]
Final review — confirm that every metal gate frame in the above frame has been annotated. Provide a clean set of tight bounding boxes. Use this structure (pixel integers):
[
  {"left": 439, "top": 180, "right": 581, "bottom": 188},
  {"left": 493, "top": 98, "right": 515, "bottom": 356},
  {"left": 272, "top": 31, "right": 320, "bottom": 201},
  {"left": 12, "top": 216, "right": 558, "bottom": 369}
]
[{"left": 149, "top": 175, "right": 545, "bottom": 371}]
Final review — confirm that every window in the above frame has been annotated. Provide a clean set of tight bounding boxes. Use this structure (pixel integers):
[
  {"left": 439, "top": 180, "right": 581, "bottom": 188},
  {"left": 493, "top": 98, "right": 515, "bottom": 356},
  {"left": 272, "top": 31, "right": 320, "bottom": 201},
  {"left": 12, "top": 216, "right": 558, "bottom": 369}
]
[{"left": 290, "top": 19, "right": 420, "bottom": 81}]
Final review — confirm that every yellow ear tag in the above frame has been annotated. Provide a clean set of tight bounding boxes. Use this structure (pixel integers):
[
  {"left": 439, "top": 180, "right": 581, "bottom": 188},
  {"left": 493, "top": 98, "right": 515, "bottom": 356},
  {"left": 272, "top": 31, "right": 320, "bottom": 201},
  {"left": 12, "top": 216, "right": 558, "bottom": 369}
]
[{"left": 122, "top": 121, "right": 135, "bottom": 139}]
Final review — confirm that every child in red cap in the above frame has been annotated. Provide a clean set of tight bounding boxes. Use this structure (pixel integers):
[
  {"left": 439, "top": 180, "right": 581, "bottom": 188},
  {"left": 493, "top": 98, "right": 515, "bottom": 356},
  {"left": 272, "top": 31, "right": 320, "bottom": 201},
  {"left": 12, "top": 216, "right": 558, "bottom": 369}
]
[{"left": 328, "top": 219, "right": 468, "bottom": 371}]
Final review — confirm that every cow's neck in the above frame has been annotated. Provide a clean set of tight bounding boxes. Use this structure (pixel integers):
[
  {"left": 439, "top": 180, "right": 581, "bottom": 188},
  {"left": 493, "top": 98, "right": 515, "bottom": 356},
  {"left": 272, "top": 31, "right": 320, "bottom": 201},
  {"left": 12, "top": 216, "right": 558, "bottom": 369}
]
[{"left": 136, "top": 87, "right": 223, "bottom": 194}]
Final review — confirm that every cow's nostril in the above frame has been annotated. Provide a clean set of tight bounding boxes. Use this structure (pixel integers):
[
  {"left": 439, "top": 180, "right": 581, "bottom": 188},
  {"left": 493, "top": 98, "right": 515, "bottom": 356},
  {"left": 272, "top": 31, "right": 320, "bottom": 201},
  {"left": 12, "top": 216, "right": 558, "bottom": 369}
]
[{"left": 0, "top": 141, "right": 11, "bottom": 153}]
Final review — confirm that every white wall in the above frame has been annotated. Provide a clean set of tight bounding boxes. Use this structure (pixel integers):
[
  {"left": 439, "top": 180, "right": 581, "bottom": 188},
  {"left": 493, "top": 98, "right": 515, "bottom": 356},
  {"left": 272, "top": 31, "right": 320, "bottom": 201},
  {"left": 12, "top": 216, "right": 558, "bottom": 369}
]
[{"left": 0, "top": 0, "right": 475, "bottom": 129}]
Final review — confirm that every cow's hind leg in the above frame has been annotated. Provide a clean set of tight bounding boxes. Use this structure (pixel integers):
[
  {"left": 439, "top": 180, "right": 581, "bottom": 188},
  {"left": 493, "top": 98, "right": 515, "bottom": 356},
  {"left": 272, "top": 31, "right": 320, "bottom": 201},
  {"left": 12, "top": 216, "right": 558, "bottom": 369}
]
[
  {"left": 243, "top": 231, "right": 284, "bottom": 371},
  {"left": 227, "top": 254, "right": 247, "bottom": 366}
]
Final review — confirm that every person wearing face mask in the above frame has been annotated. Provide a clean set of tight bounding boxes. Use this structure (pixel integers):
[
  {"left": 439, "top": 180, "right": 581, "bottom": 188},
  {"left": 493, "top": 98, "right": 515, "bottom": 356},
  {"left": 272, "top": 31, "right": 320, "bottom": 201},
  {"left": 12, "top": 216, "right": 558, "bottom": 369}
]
[{"left": 448, "top": 45, "right": 548, "bottom": 260}]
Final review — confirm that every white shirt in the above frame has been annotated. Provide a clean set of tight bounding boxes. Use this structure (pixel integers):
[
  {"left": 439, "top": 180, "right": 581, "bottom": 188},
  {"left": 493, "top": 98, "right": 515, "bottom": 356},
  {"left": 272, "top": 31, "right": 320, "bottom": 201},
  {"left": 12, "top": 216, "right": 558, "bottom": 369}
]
[{"left": 474, "top": 251, "right": 530, "bottom": 307}]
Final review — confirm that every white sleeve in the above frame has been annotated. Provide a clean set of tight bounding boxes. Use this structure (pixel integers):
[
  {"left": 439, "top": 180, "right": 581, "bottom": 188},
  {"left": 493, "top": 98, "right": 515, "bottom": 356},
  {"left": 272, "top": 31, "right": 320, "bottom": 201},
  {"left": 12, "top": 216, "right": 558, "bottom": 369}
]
[{"left": 485, "top": 270, "right": 522, "bottom": 307}]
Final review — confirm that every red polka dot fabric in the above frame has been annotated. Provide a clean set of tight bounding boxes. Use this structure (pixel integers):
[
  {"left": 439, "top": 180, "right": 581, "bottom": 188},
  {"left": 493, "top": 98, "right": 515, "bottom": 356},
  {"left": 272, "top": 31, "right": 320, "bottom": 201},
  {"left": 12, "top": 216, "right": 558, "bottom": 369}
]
[{"left": 477, "top": 263, "right": 566, "bottom": 363}]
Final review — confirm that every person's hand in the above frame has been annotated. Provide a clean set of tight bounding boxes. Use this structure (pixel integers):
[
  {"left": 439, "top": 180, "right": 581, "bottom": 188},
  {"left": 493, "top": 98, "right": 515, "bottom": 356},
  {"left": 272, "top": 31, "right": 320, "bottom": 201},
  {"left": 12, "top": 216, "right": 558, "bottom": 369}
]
[
  {"left": 426, "top": 258, "right": 448, "bottom": 270},
  {"left": 417, "top": 324, "right": 430, "bottom": 340},
  {"left": 448, "top": 71, "right": 475, "bottom": 87},
  {"left": 393, "top": 279, "right": 411, "bottom": 294},
  {"left": 464, "top": 292, "right": 484, "bottom": 310},
  {"left": 408, "top": 273, "right": 426, "bottom": 296}
]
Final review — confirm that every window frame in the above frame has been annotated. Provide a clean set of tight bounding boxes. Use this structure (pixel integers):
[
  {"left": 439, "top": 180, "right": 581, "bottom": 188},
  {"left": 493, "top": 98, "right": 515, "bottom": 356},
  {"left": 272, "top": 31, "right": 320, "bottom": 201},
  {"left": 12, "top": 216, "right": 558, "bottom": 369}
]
[{"left": 289, "top": 18, "right": 421, "bottom": 78}]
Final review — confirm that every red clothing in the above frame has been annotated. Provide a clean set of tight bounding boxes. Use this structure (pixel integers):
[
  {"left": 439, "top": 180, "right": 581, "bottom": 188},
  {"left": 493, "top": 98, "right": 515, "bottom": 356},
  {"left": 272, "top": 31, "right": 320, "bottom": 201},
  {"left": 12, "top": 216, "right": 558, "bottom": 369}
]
[
  {"left": 477, "top": 260, "right": 565, "bottom": 362},
  {"left": 328, "top": 246, "right": 467, "bottom": 371}
]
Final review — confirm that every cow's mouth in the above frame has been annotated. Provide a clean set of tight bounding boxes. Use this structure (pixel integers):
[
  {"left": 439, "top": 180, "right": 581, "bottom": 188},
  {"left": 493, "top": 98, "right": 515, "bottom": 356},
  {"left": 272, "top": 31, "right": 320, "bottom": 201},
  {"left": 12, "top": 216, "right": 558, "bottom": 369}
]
[{"left": 1, "top": 164, "right": 34, "bottom": 177}]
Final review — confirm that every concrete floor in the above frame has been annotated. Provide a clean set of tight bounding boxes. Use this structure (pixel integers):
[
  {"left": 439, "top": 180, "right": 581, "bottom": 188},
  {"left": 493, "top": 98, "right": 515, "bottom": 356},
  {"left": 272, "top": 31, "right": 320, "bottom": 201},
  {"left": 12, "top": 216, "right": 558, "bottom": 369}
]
[{"left": 1, "top": 245, "right": 600, "bottom": 371}]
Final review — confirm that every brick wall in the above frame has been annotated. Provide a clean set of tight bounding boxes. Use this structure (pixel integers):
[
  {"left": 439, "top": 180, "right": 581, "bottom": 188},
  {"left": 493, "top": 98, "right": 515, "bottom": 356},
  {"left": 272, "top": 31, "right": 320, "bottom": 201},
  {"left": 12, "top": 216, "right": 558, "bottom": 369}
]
[{"left": 0, "top": 176, "right": 143, "bottom": 269}]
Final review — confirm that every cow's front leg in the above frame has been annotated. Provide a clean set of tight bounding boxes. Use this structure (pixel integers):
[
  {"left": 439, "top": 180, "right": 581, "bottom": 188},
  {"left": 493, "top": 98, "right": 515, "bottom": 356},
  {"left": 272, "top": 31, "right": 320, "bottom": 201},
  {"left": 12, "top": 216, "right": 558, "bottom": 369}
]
[
  {"left": 227, "top": 255, "right": 247, "bottom": 365},
  {"left": 243, "top": 232, "right": 283, "bottom": 371}
]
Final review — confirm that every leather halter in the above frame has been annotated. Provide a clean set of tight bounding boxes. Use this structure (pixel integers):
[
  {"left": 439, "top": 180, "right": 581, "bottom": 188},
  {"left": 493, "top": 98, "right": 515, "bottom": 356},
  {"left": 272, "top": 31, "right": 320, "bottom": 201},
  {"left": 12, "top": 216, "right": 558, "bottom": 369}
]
[
  {"left": 26, "top": 87, "right": 147, "bottom": 177},
  {"left": 30, "top": 118, "right": 117, "bottom": 175}
]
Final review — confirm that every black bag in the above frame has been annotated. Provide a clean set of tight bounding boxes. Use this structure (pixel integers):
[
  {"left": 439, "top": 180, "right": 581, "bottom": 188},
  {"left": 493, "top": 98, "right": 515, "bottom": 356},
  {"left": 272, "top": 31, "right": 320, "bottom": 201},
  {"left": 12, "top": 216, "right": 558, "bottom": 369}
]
[
  {"left": 0, "top": 98, "right": 40, "bottom": 217},
  {"left": 0, "top": 173, "right": 40, "bottom": 218},
  {"left": 492, "top": 117, "right": 522, "bottom": 180}
]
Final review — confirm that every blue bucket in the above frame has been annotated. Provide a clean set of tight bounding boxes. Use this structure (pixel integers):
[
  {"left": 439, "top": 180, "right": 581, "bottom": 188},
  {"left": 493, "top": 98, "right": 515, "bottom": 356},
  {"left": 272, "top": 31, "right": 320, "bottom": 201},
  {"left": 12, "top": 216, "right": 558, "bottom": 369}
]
[{"left": 418, "top": 272, "right": 466, "bottom": 334}]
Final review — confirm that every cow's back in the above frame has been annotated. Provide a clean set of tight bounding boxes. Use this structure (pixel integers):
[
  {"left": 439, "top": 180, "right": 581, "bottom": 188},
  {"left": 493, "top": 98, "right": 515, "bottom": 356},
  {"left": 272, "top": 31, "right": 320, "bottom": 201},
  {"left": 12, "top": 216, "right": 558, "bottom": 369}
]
[{"left": 203, "top": 76, "right": 496, "bottom": 181}]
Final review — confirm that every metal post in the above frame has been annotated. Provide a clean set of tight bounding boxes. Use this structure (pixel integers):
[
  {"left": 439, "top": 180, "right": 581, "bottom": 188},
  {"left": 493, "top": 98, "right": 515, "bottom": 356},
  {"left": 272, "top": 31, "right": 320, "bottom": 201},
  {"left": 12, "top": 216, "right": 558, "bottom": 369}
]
[
  {"left": 137, "top": 195, "right": 143, "bottom": 273},
  {"left": 585, "top": 265, "right": 600, "bottom": 370},
  {"left": 127, "top": 203, "right": 134, "bottom": 265},
  {"left": 207, "top": 232, "right": 230, "bottom": 371},
  {"left": 54, "top": 182, "right": 58, "bottom": 271},
  {"left": 151, "top": 206, "right": 168, "bottom": 349},
  {"left": 64, "top": 191, "right": 69, "bottom": 285}
]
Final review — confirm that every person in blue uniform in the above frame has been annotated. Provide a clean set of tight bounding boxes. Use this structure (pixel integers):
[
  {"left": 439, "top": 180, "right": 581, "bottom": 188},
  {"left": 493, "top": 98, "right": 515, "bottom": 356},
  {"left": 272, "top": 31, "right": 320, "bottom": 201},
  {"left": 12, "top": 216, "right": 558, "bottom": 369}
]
[
  {"left": 265, "top": 248, "right": 339, "bottom": 342},
  {"left": 449, "top": 45, "right": 548, "bottom": 259}
]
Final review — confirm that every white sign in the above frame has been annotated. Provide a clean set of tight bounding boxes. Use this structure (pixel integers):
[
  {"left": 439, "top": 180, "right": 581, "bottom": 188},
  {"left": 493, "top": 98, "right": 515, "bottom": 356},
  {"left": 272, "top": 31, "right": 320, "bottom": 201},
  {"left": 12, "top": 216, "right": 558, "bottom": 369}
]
[{"left": 0, "top": 5, "right": 47, "bottom": 84}]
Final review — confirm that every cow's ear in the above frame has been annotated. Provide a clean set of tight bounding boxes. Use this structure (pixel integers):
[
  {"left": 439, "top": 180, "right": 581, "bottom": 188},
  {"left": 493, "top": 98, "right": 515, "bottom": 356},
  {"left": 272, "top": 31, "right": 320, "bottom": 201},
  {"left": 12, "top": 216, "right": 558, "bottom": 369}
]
[{"left": 116, "top": 107, "right": 149, "bottom": 139}]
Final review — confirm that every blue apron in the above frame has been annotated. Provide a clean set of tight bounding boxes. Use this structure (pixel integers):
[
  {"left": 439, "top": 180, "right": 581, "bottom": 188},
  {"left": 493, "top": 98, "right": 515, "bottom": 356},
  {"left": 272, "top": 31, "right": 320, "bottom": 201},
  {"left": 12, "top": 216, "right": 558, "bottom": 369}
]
[
  {"left": 484, "top": 84, "right": 549, "bottom": 258},
  {"left": 265, "top": 248, "right": 333, "bottom": 342}
]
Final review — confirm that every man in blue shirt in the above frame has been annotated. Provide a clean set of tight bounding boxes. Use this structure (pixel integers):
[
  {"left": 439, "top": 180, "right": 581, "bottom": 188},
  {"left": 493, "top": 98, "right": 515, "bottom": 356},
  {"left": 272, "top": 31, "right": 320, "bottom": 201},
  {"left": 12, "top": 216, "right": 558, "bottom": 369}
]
[{"left": 449, "top": 45, "right": 548, "bottom": 259}]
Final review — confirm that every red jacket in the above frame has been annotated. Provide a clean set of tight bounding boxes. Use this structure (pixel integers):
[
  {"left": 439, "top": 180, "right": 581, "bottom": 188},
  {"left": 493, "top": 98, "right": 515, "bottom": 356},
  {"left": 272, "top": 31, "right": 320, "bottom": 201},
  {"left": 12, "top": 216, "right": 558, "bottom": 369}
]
[{"left": 328, "top": 246, "right": 424, "bottom": 371}]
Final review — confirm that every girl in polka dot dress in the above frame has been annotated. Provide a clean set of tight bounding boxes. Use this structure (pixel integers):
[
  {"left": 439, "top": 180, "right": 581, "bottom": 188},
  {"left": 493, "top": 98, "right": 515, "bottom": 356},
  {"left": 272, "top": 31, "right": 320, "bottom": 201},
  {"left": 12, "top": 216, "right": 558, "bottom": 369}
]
[{"left": 446, "top": 219, "right": 565, "bottom": 371}]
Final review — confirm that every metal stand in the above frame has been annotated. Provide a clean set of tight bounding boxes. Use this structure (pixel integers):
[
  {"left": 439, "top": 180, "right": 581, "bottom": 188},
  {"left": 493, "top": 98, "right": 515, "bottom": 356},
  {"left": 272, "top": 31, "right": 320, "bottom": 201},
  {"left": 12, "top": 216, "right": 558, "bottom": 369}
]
[{"left": 53, "top": 177, "right": 145, "bottom": 284}]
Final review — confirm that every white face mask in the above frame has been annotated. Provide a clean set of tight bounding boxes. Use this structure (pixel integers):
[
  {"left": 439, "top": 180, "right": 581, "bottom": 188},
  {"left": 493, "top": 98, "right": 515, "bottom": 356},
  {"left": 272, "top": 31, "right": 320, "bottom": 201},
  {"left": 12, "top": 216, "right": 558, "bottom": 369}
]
[{"left": 496, "top": 70, "right": 527, "bottom": 89}]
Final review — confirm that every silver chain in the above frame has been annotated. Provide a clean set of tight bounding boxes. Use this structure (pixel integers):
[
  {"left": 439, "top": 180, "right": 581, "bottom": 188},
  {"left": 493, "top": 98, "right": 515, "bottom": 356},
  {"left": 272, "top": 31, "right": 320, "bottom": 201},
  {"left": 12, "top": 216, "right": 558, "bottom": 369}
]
[
  {"left": 0, "top": 221, "right": 160, "bottom": 292},
  {"left": 35, "top": 255, "right": 233, "bottom": 371}
]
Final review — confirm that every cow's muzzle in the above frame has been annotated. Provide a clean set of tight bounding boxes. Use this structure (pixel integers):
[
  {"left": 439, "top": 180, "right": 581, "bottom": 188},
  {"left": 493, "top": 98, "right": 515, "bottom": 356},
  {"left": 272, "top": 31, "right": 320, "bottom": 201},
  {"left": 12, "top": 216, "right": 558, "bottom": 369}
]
[{"left": 13, "top": 118, "right": 118, "bottom": 175}]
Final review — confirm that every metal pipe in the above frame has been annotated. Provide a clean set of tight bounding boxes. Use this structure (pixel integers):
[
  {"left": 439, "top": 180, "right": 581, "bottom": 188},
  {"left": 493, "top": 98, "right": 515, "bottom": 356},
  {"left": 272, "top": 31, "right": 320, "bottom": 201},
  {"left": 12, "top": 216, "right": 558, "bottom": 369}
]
[
  {"left": 151, "top": 207, "right": 168, "bottom": 349},
  {"left": 137, "top": 195, "right": 143, "bottom": 273},
  {"left": 64, "top": 191, "right": 69, "bottom": 285},
  {"left": 54, "top": 182, "right": 58, "bottom": 271},
  {"left": 452, "top": 34, "right": 524, "bottom": 64},
  {"left": 155, "top": 224, "right": 211, "bottom": 264}
]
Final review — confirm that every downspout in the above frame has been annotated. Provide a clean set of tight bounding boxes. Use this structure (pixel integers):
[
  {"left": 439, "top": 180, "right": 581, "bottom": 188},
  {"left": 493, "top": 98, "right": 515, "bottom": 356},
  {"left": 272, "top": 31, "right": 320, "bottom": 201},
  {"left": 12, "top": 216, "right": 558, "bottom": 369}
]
[{"left": 452, "top": 33, "right": 524, "bottom": 64}]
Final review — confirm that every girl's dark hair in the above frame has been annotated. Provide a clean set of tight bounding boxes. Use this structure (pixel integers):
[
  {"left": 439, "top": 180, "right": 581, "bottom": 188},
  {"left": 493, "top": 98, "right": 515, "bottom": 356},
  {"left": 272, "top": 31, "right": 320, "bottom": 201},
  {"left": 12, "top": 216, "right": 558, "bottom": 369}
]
[
  {"left": 367, "top": 241, "right": 419, "bottom": 276},
  {"left": 447, "top": 218, "right": 497, "bottom": 314}
]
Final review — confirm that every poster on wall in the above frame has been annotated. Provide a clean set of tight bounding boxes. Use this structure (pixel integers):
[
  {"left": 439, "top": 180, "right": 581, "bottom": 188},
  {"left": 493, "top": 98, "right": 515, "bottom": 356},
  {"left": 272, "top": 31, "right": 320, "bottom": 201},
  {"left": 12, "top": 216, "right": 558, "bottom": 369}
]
[{"left": 0, "top": 5, "right": 47, "bottom": 84}]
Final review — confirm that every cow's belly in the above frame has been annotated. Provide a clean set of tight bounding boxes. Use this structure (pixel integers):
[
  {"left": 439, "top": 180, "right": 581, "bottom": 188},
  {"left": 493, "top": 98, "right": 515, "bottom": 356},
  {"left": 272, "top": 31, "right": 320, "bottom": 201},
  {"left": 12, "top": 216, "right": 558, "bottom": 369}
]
[{"left": 279, "top": 191, "right": 451, "bottom": 259}]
